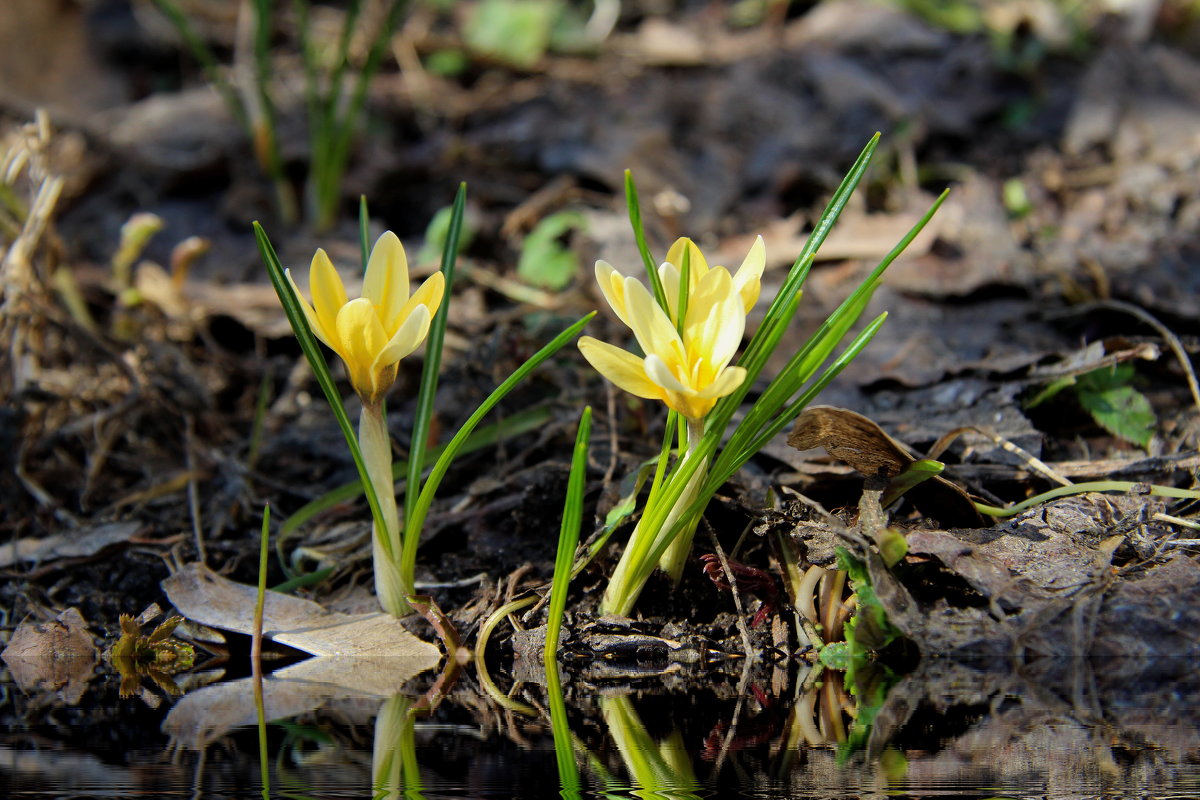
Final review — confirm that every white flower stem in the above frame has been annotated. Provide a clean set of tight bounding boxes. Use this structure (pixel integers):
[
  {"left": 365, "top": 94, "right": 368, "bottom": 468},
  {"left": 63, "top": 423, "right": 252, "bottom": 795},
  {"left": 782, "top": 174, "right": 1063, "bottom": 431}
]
[
  {"left": 657, "top": 418, "right": 707, "bottom": 581},
  {"left": 600, "top": 418, "right": 708, "bottom": 616},
  {"left": 359, "top": 401, "right": 411, "bottom": 616}
]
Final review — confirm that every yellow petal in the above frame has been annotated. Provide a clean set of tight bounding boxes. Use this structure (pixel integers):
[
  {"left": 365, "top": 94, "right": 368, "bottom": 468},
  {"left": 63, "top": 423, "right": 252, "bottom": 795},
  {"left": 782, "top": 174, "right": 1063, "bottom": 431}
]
[
  {"left": 395, "top": 271, "right": 445, "bottom": 335},
  {"left": 310, "top": 249, "right": 349, "bottom": 343},
  {"left": 696, "top": 365, "right": 746, "bottom": 399},
  {"left": 732, "top": 235, "right": 765, "bottom": 313},
  {"left": 377, "top": 303, "right": 431, "bottom": 365},
  {"left": 285, "top": 267, "right": 334, "bottom": 348},
  {"left": 657, "top": 261, "right": 681, "bottom": 323},
  {"left": 702, "top": 291, "right": 746, "bottom": 373},
  {"left": 363, "top": 232, "right": 409, "bottom": 330},
  {"left": 683, "top": 266, "right": 733, "bottom": 339},
  {"left": 336, "top": 297, "right": 389, "bottom": 398},
  {"left": 665, "top": 237, "right": 709, "bottom": 284},
  {"left": 624, "top": 277, "right": 683, "bottom": 364},
  {"left": 578, "top": 337, "right": 662, "bottom": 400},
  {"left": 594, "top": 261, "right": 631, "bottom": 327},
  {"left": 643, "top": 353, "right": 689, "bottom": 395}
]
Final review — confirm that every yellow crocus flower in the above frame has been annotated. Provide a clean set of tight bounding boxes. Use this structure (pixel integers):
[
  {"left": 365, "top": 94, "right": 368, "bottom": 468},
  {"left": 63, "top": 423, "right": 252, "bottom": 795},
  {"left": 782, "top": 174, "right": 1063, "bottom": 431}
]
[
  {"left": 579, "top": 265, "right": 748, "bottom": 421},
  {"left": 580, "top": 236, "right": 763, "bottom": 421},
  {"left": 594, "top": 235, "right": 765, "bottom": 328},
  {"left": 287, "top": 232, "right": 444, "bottom": 405}
]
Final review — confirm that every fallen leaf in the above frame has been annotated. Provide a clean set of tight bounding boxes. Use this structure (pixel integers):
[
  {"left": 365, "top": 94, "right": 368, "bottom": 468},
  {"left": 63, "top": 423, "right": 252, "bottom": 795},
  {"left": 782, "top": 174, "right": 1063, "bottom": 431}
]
[
  {"left": 1, "top": 608, "right": 97, "bottom": 704},
  {"left": 788, "top": 405, "right": 985, "bottom": 527},
  {"left": 162, "top": 563, "right": 443, "bottom": 659},
  {"left": 163, "top": 657, "right": 433, "bottom": 749},
  {"left": 0, "top": 521, "right": 141, "bottom": 568}
]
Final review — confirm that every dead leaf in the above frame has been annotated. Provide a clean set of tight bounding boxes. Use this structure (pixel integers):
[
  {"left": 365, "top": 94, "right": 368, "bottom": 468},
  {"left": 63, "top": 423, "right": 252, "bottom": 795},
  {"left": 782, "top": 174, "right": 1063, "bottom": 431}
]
[
  {"left": 1028, "top": 337, "right": 1160, "bottom": 380},
  {"left": 788, "top": 405, "right": 985, "bottom": 527},
  {"left": 163, "top": 657, "right": 432, "bottom": 749},
  {"left": 0, "top": 521, "right": 142, "bottom": 568},
  {"left": 162, "top": 563, "right": 443, "bottom": 660},
  {"left": 1, "top": 608, "right": 97, "bottom": 704}
]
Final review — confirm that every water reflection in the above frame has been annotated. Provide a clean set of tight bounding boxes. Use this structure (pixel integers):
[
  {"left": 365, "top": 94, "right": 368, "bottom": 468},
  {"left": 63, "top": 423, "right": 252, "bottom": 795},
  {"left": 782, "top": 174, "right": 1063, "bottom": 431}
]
[{"left": 3, "top": 656, "right": 1200, "bottom": 797}]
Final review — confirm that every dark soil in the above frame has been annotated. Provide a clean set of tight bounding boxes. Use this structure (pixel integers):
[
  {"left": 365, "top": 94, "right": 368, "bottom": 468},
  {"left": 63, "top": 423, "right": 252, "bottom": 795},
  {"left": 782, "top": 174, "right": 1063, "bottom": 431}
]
[{"left": 1, "top": 2, "right": 1199, "bottom": 786}]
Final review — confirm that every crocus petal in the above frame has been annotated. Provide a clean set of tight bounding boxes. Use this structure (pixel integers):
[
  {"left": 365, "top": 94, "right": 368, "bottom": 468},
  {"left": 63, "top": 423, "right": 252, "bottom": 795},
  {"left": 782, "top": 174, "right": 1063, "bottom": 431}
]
[
  {"left": 624, "top": 277, "right": 683, "bottom": 363},
  {"left": 657, "top": 261, "right": 681, "bottom": 323},
  {"left": 665, "top": 237, "right": 709, "bottom": 286},
  {"left": 703, "top": 292, "right": 746, "bottom": 373},
  {"left": 578, "top": 337, "right": 662, "bottom": 399},
  {"left": 310, "top": 249, "right": 349, "bottom": 343},
  {"left": 377, "top": 304, "right": 431, "bottom": 365},
  {"left": 363, "top": 232, "right": 409, "bottom": 330},
  {"left": 732, "top": 235, "right": 765, "bottom": 313},
  {"left": 285, "top": 268, "right": 334, "bottom": 348},
  {"left": 396, "top": 271, "right": 445, "bottom": 335},
  {"left": 643, "top": 353, "right": 689, "bottom": 395},
  {"left": 336, "top": 297, "right": 389, "bottom": 397},
  {"left": 695, "top": 365, "right": 747, "bottom": 398},
  {"left": 683, "top": 266, "right": 733, "bottom": 344},
  {"left": 595, "top": 261, "right": 631, "bottom": 326}
]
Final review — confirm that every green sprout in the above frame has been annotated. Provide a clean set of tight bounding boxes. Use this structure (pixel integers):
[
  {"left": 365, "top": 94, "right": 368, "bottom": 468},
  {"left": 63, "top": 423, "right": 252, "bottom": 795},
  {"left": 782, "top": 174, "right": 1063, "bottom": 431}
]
[{"left": 150, "top": 0, "right": 406, "bottom": 229}]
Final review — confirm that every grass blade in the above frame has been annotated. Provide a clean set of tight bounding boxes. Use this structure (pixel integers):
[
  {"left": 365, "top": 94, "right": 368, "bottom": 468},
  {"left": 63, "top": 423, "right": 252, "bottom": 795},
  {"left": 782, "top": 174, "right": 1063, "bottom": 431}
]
[
  {"left": 276, "top": 403, "right": 554, "bottom": 576},
  {"left": 546, "top": 406, "right": 592, "bottom": 666},
  {"left": 150, "top": 0, "right": 250, "bottom": 132},
  {"left": 401, "top": 313, "right": 596, "bottom": 583},
  {"left": 624, "top": 170, "right": 668, "bottom": 308},
  {"left": 253, "top": 222, "right": 386, "bottom": 543},
  {"left": 406, "top": 183, "right": 467, "bottom": 526}
]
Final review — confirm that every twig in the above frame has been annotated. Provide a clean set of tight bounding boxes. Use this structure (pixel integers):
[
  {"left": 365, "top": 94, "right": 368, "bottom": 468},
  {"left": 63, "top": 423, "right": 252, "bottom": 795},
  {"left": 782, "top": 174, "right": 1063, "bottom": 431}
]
[
  {"left": 928, "top": 426, "right": 1072, "bottom": 486},
  {"left": 1085, "top": 299, "right": 1200, "bottom": 417},
  {"left": 706, "top": 524, "right": 754, "bottom": 659},
  {"left": 1155, "top": 512, "right": 1200, "bottom": 532},
  {"left": 184, "top": 416, "right": 207, "bottom": 565},
  {"left": 710, "top": 641, "right": 756, "bottom": 779}
]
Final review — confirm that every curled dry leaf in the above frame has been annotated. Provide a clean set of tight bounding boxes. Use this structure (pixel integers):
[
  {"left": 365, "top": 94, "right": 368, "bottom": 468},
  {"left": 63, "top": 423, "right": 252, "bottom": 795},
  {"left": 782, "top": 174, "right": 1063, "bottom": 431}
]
[
  {"left": 1, "top": 608, "right": 98, "bottom": 704},
  {"left": 787, "top": 405, "right": 985, "bottom": 528}
]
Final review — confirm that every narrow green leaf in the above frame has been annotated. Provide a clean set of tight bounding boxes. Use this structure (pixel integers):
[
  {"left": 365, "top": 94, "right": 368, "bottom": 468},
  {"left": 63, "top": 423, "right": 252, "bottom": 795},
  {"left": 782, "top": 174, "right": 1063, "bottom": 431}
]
[
  {"left": 406, "top": 183, "right": 467, "bottom": 528},
  {"left": 276, "top": 403, "right": 553, "bottom": 577},
  {"left": 252, "top": 222, "right": 386, "bottom": 548},
  {"left": 150, "top": 0, "right": 250, "bottom": 132},
  {"left": 624, "top": 170, "right": 668, "bottom": 308},
  {"left": 881, "top": 458, "right": 945, "bottom": 509},
  {"left": 675, "top": 242, "right": 690, "bottom": 337},
  {"left": 975, "top": 481, "right": 1200, "bottom": 518},
  {"left": 401, "top": 312, "right": 596, "bottom": 584},
  {"left": 546, "top": 406, "right": 591, "bottom": 666},
  {"left": 708, "top": 134, "right": 883, "bottom": 433},
  {"left": 359, "top": 195, "right": 371, "bottom": 271}
]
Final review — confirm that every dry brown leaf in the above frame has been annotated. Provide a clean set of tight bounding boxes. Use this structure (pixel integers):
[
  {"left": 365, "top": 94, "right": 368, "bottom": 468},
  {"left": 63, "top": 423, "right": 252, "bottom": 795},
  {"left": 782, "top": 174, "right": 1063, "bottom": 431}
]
[
  {"left": 1, "top": 608, "right": 97, "bottom": 704},
  {"left": 788, "top": 405, "right": 985, "bottom": 528},
  {"left": 162, "top": 657, "right": 432, "bottom": 749},
  {"left": 162, "top": 563, "right": 443, "bottom": 660},
  {"left": 0, "top": 521, "right": 141, "bottom": 568}
]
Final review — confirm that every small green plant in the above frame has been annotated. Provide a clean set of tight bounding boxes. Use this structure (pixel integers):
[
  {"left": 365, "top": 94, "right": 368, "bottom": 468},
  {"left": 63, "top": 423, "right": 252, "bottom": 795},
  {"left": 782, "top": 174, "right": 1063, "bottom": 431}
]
[
  {"left": 1029, "top": 362, "right": 1157, "bottom": 448},
  {"left": 151, "top": 0, "right": 406, "bottom": 229},
  {"left": 256, "top": 187, "right": 592, "bottom": 616},
  {"left": 109, "top": 613, "right": 194, "bottom": 698},
  {"left": 580, "top": 135, "right": 947, "bottom": 615},
  {"left": 465, "top": 0, "right": 559, "bottom": 68},
  {"left": 1075, "top": 364, "right": 1158, "bottom": 447},
  {"left": 517, "top": 210, "right": 587, "bottom": 290}
]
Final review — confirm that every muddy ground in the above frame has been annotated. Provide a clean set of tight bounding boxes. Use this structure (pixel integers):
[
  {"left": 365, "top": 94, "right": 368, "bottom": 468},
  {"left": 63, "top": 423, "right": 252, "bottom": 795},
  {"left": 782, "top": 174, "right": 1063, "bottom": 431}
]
[{"left": 1, "top": 0, "right": 1199, "bottom": 689}]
